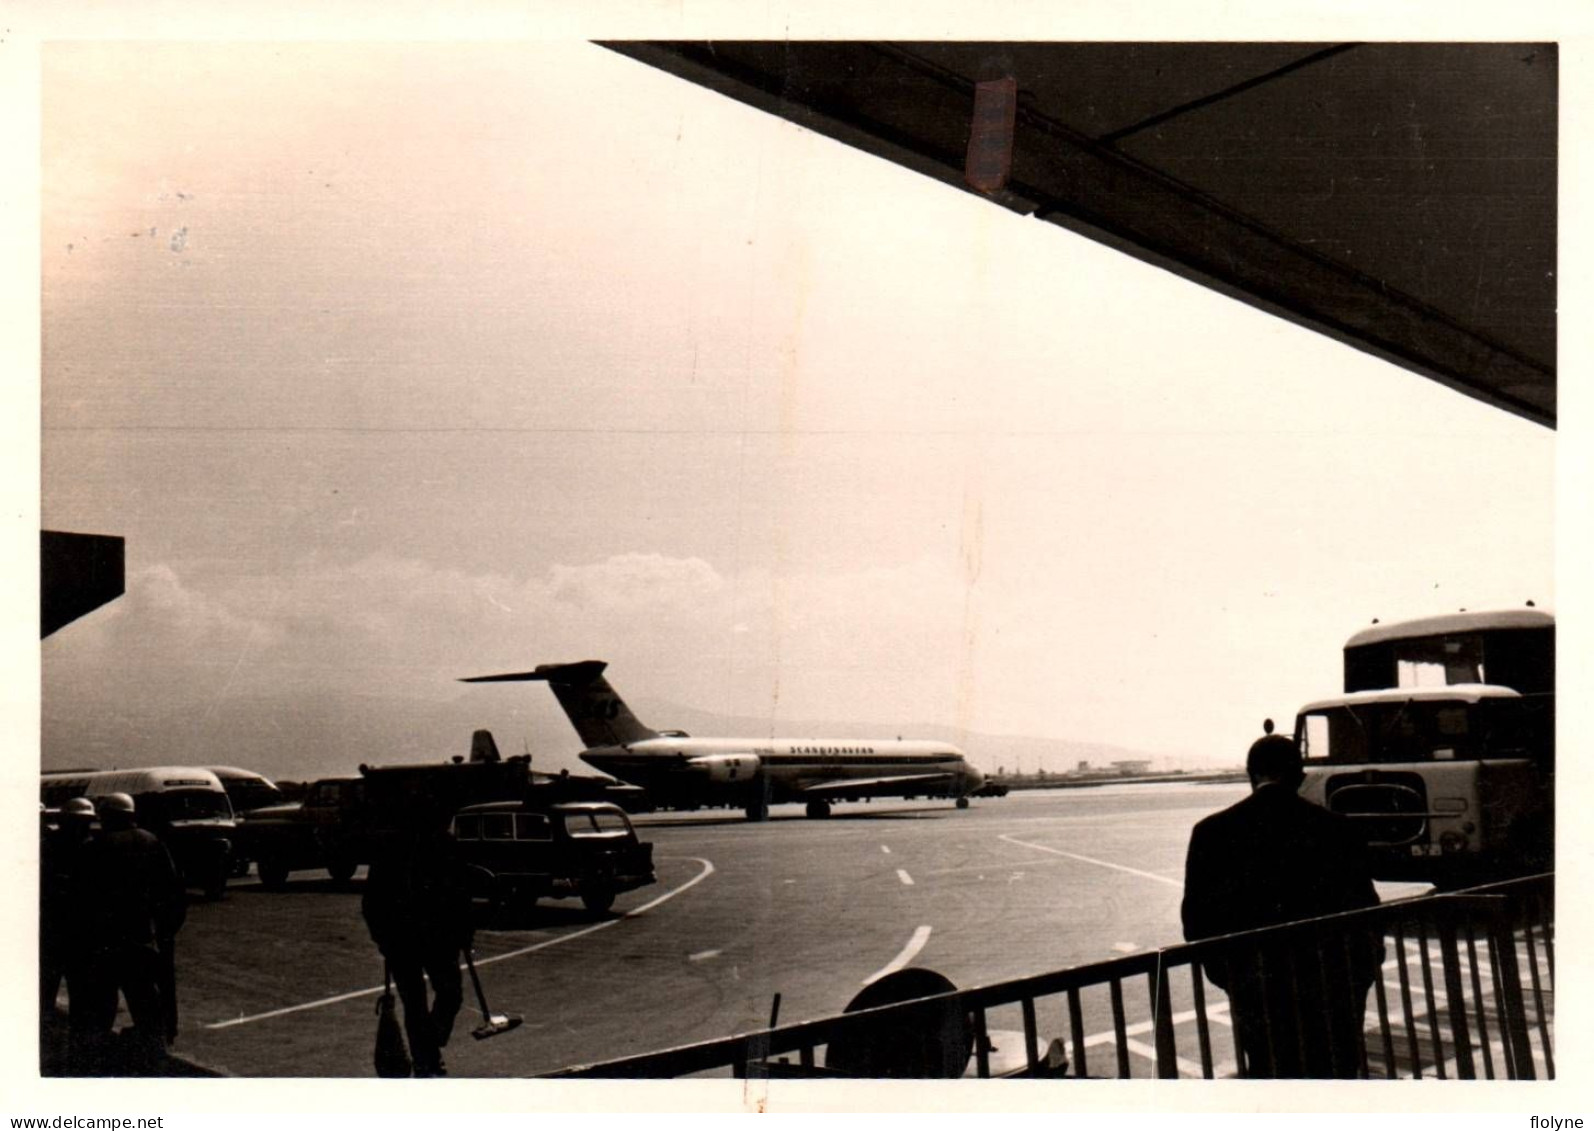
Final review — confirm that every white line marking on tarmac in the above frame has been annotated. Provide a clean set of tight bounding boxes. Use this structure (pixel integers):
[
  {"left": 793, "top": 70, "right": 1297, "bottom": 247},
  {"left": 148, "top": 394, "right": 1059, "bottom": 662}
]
[
  {"left": 881, "top": 845, "right": 892, "bottom": 854},
  {"left": 204, "top": 856, "right": 717, "bottom": 1030},
  {"left": 863, "top": 925, "right": 933, "bottom": 986},
  {"left": 999, "top": 834, "right": 1184, "bottom": 888},
  {"left": 1112, "top": 942, "right": 1138, "bottom": 954},
  {"left": 688, "top": 949, "right": 722, "bottom": 963},
  {"left": 896, "top": 868, "right": 914, "bottom": 886}
]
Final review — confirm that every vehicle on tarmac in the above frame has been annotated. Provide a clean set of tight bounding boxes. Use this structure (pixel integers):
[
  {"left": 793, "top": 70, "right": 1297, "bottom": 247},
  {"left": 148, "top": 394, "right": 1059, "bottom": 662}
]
[
  {"left": 205, "top": 766, "right": 287, "bottom": 875},
  {"left": 40, "top": 766, "right": 236, "bottom": 898},
  {"left": 238, "top": 732, "right": 561, "bottom": 887},
  {"left": 451, "top": 799, "right": 655, "bottom": 915},
  {"left": 237, "top": 775, "right": 373, "bottom": 888},
  {"left": 206, "top": 766, "right": 286, "bottom": 814},
  {"left": 462, "top": 660, "right": 985, "bottom": 821},
  {"left": 1294, "top": 606, "right": 1553, "bottom": 885}
]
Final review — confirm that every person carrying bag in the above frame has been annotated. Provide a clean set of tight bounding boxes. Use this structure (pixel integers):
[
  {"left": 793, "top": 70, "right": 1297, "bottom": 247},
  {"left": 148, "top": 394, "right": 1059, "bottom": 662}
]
[{"left": 374, "top": 962, "right": 412, "bottom": 1079}]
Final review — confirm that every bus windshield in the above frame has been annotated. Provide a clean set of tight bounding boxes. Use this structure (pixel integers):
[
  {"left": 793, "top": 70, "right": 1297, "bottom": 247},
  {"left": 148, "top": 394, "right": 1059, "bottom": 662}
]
[
  {"left": 1299, "top": 696, "right": 1552, "bottom": 766},
  {"left": 155, "top": 789, "right": 234, "bottom": 822}
]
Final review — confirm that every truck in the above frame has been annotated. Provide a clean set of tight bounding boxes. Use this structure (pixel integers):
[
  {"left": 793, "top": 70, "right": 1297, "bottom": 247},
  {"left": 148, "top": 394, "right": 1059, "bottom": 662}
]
[{"left": 235, "top": 775, "right": 375, "bottom": 888}]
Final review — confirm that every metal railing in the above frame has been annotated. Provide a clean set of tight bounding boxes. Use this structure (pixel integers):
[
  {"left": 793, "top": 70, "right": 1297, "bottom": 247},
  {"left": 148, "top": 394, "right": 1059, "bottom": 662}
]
[{"left": 541, "top": 873, "right": 1552, "bottom": 1080}]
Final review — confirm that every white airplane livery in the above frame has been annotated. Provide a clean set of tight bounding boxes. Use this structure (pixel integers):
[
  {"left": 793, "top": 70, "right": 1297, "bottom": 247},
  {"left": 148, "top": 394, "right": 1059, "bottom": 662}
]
[{"left": 462, "top": 660, "right": 984, "bottom": 821}]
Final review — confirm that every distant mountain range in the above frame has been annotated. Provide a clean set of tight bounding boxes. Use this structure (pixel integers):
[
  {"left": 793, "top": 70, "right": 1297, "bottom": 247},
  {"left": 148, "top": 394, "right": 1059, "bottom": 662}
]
[{"left": 42, "top": 682, "right": 1223, "bottom": 785}]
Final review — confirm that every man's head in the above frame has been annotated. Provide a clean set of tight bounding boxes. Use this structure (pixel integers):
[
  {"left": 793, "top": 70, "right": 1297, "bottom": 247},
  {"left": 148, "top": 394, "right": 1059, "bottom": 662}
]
[
  {"left": 97, "top": 792, "right": 137, "bottom": 828},
  {"left": 1246, "top": 733, "right": 1304, "bottom": 792}
]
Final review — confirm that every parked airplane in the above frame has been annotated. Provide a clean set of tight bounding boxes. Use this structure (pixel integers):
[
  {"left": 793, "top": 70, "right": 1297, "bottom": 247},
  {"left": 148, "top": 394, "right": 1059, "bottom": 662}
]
[{"left": 461, "top": 660, "right": 984, "bottom": 820}]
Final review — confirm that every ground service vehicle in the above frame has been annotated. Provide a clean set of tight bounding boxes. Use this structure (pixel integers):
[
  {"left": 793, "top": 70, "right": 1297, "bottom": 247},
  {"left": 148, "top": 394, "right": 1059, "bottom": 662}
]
[
  {"left": 237, "top": 776, "right": 372, "bottom": 887},
  {"left": 452, "top": 800, "right": 656, "bottom": 914},
  {"left": 40, "top": 766, "right": 236, "bottom": 898},
  {"left": 240, "top": 747, "right": 538, "bottom": 887},
  {"left": 1295, "top": 608, "right": 1553, "bottom": 885}
]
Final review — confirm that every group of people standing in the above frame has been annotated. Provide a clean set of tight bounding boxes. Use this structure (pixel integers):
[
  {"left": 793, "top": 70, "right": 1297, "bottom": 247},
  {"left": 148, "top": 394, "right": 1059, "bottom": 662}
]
[{"left": 39, "top": 793, "right": 187, "bottom": 1073}]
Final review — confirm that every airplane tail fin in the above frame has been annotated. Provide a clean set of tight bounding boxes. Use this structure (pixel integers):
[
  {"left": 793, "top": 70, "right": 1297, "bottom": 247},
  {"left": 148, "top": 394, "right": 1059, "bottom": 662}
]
[
  {"left": 469, "top": 729, "right": 502, "bottom": 763},
  {"left": 461, "top": 661, "right": 659, "bottom": 748}
]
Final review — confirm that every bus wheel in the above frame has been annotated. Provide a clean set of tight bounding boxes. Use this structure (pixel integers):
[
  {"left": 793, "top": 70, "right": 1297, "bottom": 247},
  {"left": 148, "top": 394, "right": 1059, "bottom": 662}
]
[
  {"left": 581, "top": 888, "right": 615, "bottom": 915},
  {"left": 258, "top": 858, "right": 289, "bottom": 890},
  {"left": 955, "top": 797, "right": 970, "bottom": 810},
  {"left": 806, "top": 800, "right": 831, "bottom": 819}
]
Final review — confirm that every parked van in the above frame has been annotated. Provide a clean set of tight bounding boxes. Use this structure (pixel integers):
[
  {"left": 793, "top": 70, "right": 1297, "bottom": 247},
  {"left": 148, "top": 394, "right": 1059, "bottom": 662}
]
[
  {"left": 451, "top": 800, "right": 655, "bottom": 914},
  {"left": 40, "top": 767, "right": 236, "bottom": 898}
]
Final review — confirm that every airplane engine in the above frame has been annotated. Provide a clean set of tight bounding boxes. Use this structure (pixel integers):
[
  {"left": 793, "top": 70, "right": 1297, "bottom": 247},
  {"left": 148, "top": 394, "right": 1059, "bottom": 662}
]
[{"left": 686, "top": 754, "right": 762, "bottom": 784}]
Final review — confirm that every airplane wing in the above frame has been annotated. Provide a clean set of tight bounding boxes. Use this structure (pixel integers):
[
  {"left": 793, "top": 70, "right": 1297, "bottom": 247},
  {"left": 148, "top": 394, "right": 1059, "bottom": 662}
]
[{"left": 800, "top": 773, "right": 956, "bottom": 801}]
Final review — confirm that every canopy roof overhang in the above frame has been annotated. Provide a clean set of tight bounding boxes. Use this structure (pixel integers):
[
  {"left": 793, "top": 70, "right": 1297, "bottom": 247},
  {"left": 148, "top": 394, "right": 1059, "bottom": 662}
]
[{"left": 604, "top": 41, "right": 1556, "bottom": 428}]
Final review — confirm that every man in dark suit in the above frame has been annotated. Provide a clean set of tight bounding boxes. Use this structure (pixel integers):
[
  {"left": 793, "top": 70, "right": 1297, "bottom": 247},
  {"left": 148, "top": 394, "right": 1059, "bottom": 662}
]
[
  {"left": 1182, "top": 733, "right": 1383, "bottom": 1078},
  {"left": 362, "top": 803, "right": 474, "bottom": 1078}
]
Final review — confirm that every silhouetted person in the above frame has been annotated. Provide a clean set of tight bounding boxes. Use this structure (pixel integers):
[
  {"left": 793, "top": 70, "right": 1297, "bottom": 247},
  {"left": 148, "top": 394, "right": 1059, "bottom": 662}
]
[
  {"left": 40, "top": 798, "right": 97, "bottom": 1021},
  {"left": 1182, "top": 733, "right": 1383, "bottom": 1078},
  {"left": 362, "top": 807, "right": 474, "bottom": 1077},
  {"left": 72, "top": 792, "right": 187, "bottom": 1072}
]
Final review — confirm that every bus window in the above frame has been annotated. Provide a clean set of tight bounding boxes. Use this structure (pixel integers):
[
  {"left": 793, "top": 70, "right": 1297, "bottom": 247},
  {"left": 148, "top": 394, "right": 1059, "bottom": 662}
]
[
  {"left": 593, "top": 812, "right": 630, "bottom": 834},
  {"left": 454, "top": 815, "right": 482, "bottom": 841},
  {"left": 481, "top": 814, "right": 513, "bottom": 841},
  {"left": 157, "top": 789, "right": 233, "bottom": 822},
  {"left": 1302, "top": 714, "right": 1331, "bottom": 761}
]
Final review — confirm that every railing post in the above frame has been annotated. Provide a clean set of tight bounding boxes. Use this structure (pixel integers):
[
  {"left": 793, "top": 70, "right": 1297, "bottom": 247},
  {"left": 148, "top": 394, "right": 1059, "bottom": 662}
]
[
  {"left": 1464, "top": 925, "right": 1496, "bottom": 1079},
  {"left": 1109, "top": 977, "right": 1131, "bottom": 1078},
  {"left": 1436, "top": 919, "right": 1476, "bottom": 1079},
  {"left": 1491, "top": 915, "right": 1536, "bottom": 1079},
  {"left": 1152, "top": 958, "right": 1178, "bottom": 1079},
  {"left": 1417, "top": 927, "right": 1447, "bottom": 1078},
  {"left": 1371, "top": 961, "right": 1397, "bottom": 1079},
  {"left": 1021, "top": 996, "right": 1039, "bottom": 1076},
  {"left": 1395, "top": 926, "right": 1422, "bottom": 1078},
  {"left": 1523, "top": 920, "right": 1555, "bottom": 1078},
  {"left": 1067, "top": 986, "right": 1087, "bottom": 1078},
  {"left": 1190, "top": 963, "right": 1215, "bottom": 1079}
]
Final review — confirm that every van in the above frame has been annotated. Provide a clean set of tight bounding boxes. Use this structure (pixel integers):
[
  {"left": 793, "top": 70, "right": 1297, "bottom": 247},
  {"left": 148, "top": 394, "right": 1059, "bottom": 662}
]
[
  {"left": 41, "top": 767, "right": 236, "bottom": 898},
  {"left": 451, "top": 800, "right": 655, "bottom": 914}
]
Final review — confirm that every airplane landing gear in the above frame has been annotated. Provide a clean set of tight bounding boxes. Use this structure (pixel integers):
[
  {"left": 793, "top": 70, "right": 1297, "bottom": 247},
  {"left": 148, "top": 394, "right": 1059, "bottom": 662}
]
[
  {"left": 744, "top": 797, "right": 770, "bottom": 821},
  {"left": 955, "top": 797, "right": 970, "bottom": 810},
  {"left": 805, "top": 800, "right": 832, "bottom": 819}
]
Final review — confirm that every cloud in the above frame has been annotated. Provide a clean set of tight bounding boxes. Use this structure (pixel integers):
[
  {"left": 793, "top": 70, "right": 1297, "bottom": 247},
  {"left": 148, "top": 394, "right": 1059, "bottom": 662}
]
[{"left": 45, "top": 550, "right": 981, "bottom": 760}]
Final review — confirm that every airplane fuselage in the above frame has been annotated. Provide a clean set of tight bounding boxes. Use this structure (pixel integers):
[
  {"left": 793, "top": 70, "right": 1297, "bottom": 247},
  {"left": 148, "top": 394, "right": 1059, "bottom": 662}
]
[{"left": 580, "top": 736, "right": 980, "bottom": 805}]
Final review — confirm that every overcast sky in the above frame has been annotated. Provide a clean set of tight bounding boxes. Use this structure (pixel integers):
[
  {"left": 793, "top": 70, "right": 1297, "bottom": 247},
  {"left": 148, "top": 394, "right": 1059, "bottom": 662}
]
[{"left": 39, "top": 40, "right": 1555, "bottom": 776}]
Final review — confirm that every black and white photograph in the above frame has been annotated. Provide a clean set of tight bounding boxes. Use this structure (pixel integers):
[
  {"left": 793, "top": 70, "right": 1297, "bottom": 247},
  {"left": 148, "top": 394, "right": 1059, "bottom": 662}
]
[{"left": 11, "top": 2, "right": 1585, "bottom": 1117}]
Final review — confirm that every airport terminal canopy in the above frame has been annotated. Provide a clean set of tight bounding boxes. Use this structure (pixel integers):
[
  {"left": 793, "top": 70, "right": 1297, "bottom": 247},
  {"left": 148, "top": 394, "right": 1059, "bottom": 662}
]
[{"left": 605, "top": 42, "right": 1556, "bottom": 428}]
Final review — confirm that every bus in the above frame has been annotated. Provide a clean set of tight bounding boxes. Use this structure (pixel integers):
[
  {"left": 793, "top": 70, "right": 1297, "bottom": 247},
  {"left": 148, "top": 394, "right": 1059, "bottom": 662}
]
[
  {"left": 1295, "top": 607, "right": 1553, "bottom": 886},
  {"left": 40, "top": 766, "right": 237, "bottom": 898}
]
